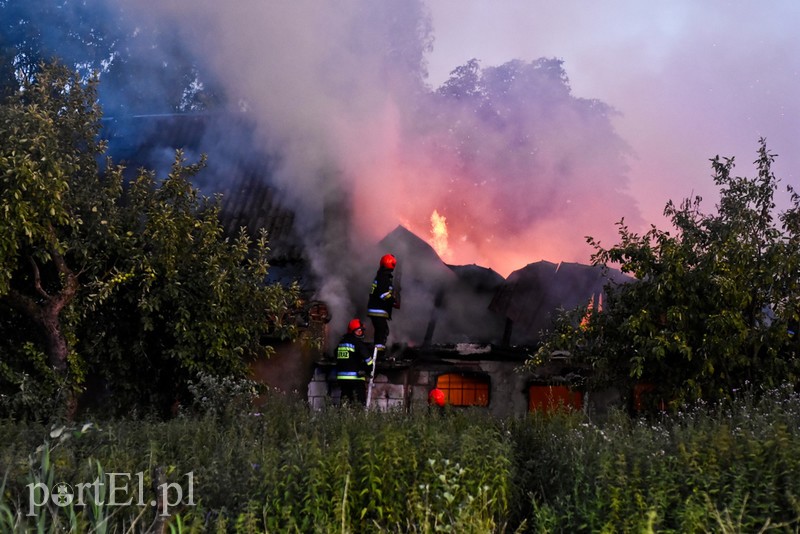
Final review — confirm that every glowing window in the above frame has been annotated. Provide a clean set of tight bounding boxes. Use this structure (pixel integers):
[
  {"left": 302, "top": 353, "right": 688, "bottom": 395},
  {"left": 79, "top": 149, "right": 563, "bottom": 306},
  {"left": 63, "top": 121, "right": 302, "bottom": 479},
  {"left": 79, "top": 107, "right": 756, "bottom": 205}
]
[
  {"left": 528, "top": 385, "right": 583, "bottom": 413},
  {"left": 435, "top": 373, "right": 489, "bottom": 407}
]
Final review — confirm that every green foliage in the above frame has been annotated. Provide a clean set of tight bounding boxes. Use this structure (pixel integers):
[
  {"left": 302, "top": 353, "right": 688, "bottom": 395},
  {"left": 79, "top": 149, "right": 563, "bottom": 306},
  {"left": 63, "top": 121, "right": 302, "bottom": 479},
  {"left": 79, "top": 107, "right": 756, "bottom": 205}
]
[
  {"left": 533, "top": 139, "right": 800, "bottom": 408},
  {"left": 510, "top": 389, "right": 800, "bottom": 532},
  {"left": 3, "top": 391, "right": 800, "bottom": 532},
  {"left": 75, "top": 152, "right": 302, "bottom": 416},
  {"left": 0, "top": 342, "right": 65, "bottom": 420},
  {"left": 0, "top": 62, "right": 102, "bottom": 293},
  {"left": 0, "top": 61, "right": 300, "bottom": 418},
  {"left": 184, "top": 372, "right": 262, "bottom": 419}
]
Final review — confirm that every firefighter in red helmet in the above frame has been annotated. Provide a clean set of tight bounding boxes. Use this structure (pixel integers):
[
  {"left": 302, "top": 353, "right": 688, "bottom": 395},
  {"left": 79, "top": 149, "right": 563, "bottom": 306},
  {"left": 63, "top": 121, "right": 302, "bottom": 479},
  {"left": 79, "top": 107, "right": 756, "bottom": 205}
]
[
  {"left": 367, "top": 254, "right": 399, "bottom": 362},
  {"left": 335, "top": 318, "right": 373, "bottom": 406},
  {"left": 379, "top": 253, "right": 397, "bottom": 270}
]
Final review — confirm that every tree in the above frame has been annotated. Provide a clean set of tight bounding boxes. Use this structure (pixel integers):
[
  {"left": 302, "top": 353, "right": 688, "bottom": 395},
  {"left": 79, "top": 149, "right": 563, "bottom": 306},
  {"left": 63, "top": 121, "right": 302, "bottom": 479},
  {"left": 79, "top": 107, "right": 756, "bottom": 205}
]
[
  {"left": 0, "top": 62, "right": 300, "bottom": 419},
  {"left": 531, "top": 140, "right": 800, "bottom": 410},
  {"left": 75, "top": 154, "right": 302, "bottom": 416},
  {"left": 0, "top": 63, "right": 104, "bottom": 415},
  {"left": 0, "top": 0, "right": 224, "bottom": 112}
]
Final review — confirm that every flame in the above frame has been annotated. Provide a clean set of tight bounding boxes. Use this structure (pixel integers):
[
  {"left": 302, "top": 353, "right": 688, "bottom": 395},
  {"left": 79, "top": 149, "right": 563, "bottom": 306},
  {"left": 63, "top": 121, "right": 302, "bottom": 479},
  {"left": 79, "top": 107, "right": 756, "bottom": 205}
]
[
  {"left": 580, "top": 294, "right": 595, "bottom": 329},
  {"left": 580, "top": 293, "right": 604, "bottom": 329},
  {"left": 430, "top": 209, "right": 450, "bottom": 260},
  {"left": 352, "top": 160, "right": 605, "bottom": 278}
]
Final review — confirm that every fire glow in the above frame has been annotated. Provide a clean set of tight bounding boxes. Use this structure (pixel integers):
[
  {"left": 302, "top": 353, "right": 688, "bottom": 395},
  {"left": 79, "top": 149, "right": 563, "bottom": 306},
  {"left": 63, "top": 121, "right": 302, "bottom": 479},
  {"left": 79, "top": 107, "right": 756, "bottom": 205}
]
[{"left": 429, "top": 210, "right": 450, "bottom": 260}]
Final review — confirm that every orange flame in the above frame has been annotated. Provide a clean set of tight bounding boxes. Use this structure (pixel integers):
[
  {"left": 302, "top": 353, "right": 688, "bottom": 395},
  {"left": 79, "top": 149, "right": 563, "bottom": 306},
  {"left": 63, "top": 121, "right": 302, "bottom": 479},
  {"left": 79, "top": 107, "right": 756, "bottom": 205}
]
[
  {"left": 580, "top": 294, "right": 595, "bottom": 329},
  {"left": 430, "top": 209, "right": 450, "bottom": 260},
  {"left": 580, "top": 293, "right": 603, "bottom": 329}
]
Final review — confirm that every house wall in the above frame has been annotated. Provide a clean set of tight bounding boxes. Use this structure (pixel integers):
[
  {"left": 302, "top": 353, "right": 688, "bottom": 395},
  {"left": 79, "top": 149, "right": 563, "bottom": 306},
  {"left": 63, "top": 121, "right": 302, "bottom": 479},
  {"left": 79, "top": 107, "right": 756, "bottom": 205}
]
[
  {"left": 480, "top": 360, "right": 531, "bottom": 418},
  {"left": 307, "top": 357, "right": 533, "bottom": 418},
  {"left": 307, "top": 364, "right": 408, "bottom": 410},
  {"left": 304, "top": 359, "right": 626, "bottom": 419},
  {"left": 586, "top": 388, "right": 623, "bottom": 419},
  {"left": 366, "top": 372, "right": 406, "bottom": 411},
  {"left": 308, "top": 366, "right": 332, "bottom": 410}
]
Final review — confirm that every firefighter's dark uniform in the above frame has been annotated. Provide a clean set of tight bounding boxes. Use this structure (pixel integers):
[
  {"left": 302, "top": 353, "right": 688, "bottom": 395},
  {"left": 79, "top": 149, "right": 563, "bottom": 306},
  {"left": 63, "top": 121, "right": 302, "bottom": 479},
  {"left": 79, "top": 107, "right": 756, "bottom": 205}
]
[
  {"left": 367, "top": 266, "right": 396, "bottom": 359},
  {"left": 335, "top": 331, "right": 372, "bottom": 405}
]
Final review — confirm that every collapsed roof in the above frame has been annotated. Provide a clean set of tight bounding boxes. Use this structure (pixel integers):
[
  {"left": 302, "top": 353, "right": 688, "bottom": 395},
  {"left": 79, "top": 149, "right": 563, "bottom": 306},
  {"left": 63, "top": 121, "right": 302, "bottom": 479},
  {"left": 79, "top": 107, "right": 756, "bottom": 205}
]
[{"left": 490, "top": 261, "right": 630, "bottom": 346}]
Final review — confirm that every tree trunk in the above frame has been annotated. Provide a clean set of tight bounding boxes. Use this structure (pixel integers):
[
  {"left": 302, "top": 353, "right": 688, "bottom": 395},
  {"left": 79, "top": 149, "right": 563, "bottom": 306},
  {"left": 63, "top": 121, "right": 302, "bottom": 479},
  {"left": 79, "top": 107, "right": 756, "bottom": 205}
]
[
  {"left": 4, "top": 250, "right": 80, "bottom": 418},
  {"left": 38, "top": 299, "right": 78, "bottom": 419},
  {"left": 39, "top": 304, "right": 70, "bottom": 373}
]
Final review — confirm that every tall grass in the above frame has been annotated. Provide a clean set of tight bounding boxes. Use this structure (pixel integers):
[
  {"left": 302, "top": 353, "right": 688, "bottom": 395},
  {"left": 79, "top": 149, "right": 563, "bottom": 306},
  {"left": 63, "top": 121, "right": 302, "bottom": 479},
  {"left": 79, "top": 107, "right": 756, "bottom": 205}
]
[{"left": 1, "top": 387, "right": 800, "bottom": 532}]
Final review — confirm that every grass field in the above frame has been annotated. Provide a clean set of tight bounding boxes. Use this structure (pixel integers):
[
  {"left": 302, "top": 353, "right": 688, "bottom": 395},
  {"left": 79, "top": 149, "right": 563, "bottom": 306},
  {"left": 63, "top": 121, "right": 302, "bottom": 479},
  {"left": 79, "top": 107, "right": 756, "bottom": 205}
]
[{"left": 2, "top": 386, "right": 800, "bottom": 532}]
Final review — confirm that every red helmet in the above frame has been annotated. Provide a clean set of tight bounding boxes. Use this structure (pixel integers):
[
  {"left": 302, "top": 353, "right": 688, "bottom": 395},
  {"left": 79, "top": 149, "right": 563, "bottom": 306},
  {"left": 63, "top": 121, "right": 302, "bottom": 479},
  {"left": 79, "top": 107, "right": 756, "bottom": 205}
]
[
  {"left": 428, "top": 388, "right": 446, "bottom": 407},
  {"left": 380, "top": 254, "right": 397, "bottom": 270},
  {"left": 348, "top": 318, "right": 365, "bottom": 335}
]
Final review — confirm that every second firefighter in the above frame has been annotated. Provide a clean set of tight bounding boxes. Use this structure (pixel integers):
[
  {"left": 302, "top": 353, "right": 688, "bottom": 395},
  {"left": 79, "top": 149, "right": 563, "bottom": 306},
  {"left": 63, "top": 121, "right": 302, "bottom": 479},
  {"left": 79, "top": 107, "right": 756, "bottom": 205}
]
[{"left": 335, "top": 318, "right": 373, "bottom": 405}]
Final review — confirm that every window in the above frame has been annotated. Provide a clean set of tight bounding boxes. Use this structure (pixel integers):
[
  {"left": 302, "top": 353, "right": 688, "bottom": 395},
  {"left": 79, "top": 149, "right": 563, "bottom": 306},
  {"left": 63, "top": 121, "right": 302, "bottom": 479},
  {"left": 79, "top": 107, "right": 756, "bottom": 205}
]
[
  {"left": 435, "top": 373, "right": 490, "bottom": 407},
  {"left": 528, "top": 384, "right": 582, "bottom": 413}
]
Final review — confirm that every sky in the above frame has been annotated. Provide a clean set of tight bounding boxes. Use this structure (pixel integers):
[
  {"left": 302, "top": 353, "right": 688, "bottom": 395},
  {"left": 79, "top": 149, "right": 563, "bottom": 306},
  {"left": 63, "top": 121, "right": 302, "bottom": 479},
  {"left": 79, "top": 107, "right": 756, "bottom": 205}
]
[
  {"left": 114, "top": 1, "right": 800, "bottom": 284},
  {"left": 425, "top": 1, "right": 800, "bottom": 230}
]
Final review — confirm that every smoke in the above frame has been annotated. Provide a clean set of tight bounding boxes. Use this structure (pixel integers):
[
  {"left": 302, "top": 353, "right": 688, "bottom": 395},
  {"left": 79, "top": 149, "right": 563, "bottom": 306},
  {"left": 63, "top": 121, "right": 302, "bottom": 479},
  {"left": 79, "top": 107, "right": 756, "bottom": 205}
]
[
  {"left": 113, "top": 0, "right": 636, "bottom": 265},
  {"left": 84, "top": 0, "right": 642, "bottom": 341},
  {"left": 16, "top": 0, "right": 795, "bottom": 347}
]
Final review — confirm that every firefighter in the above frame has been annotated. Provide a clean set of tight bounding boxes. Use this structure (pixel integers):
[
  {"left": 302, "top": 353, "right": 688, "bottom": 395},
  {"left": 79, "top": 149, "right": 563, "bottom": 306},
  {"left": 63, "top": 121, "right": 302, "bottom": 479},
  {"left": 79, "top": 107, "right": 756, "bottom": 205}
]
[
  {"left": 367, "top": 253, "right": 399, "bottom": 361},
  {"left": 335, "top": 318, "right": 372, "bottom": 406}
]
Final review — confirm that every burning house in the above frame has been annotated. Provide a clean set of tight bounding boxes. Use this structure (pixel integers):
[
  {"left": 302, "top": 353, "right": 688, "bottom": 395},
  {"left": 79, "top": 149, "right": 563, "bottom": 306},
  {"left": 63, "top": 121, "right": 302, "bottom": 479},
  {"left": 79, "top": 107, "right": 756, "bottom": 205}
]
[
  {"left": 9, "top": 0, "right": 658, "bottom": 417},
  {"left": 307, "top": 226, "right": 630, "bottom": 418},
  {"left": 105, "top": 112, "right": 630, "bottom": 418}
]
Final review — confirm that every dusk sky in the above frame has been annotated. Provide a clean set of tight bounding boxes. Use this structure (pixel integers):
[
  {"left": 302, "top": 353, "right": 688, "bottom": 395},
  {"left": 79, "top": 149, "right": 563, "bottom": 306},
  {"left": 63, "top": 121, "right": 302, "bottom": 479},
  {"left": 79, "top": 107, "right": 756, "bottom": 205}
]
[
  {"left": 425, "top": 1, "right": 800, "bottom": 227},
  {"left": 123, "top": 1, "right": 799, "bottom": 279}
]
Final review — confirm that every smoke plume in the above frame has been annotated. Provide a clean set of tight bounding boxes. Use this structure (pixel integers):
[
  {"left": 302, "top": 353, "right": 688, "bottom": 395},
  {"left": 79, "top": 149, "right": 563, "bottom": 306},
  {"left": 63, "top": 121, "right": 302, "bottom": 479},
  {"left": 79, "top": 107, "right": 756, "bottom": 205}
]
[
  {"left": 113, "top": 0, "right": 638, "bottom": 277},
  {"left": 12, "top": 0, "right": 642, "bottom": 343}
]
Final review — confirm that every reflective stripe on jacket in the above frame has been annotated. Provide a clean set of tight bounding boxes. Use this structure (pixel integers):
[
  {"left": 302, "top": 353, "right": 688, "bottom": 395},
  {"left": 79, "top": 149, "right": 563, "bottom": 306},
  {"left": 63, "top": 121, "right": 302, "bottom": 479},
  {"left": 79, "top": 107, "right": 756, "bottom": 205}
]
[{"left": 336, "top": 371, "right": 365, "bottom": 381}]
